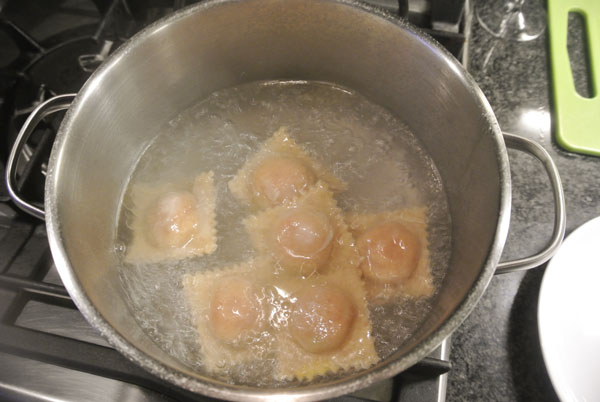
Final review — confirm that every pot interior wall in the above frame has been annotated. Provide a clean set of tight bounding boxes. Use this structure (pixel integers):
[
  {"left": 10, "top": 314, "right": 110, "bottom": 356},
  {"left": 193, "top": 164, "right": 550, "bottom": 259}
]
[{"left": 52, "top": 0, "right": 505, "bottom": 390}]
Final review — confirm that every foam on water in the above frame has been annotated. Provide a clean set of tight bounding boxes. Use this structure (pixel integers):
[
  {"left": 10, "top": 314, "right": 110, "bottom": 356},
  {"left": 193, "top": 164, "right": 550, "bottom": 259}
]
[{"left": 116, "top": 80, "right": 452, "bottom": 385}]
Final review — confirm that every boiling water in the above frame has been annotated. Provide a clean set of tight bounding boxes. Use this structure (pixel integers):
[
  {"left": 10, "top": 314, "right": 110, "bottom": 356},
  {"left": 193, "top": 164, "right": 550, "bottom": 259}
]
[{"left": 116, "top": 81, "right": 452, "bottom": 385}]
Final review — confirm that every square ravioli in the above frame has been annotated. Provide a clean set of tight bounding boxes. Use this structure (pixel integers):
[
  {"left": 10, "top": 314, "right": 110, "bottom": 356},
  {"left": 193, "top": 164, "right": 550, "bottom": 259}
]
[
  {"left": 181, "top": 260, "right": 275, "bottom": 373},
  {"left": 125, "top": 172, "right": 217, "bottom": 264},
  {"left": 244, "top": 182, "right": 360, "bottom": 276},
  {"left": 273, "top": 267, "right": 379, "bottom": 381},
  {"left": 347, "top": 207, "right": 433, "bottom": 302},
  {"left": 228, "top": 127, "right": 346, "bottom": 209}
]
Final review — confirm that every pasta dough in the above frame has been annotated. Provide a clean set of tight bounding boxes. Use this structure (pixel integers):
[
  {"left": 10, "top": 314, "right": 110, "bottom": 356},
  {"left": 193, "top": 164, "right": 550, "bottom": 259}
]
[
  {"left": 125, "top": 172, "right": 217, "bottom": 264},
  {"left": 244, "top": 183, "right": 360, "bottom": 276},
  {"left": 228, "top": 127, "right": 346, "bottom": 209},
  {"left": 347, "top": 207, "right": 433, "bottom": 302},
  {"left": 273, "top": 268, "right": 379, "bottom": 381},
  {"left": 182, "top": 260, "right": 275, "bottom": 372}
]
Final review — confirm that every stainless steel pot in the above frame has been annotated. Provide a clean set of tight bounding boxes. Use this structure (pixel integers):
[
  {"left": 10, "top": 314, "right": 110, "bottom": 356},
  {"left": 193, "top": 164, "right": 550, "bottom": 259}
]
[{"left": 5, "top": 0, "right": 566, "bottom": 400}]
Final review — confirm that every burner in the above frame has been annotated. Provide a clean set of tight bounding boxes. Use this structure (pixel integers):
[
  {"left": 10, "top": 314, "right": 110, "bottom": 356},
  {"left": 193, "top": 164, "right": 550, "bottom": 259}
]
[
  {"left": 1, "top": 4, "right": 104, "bottom": 205},
  {"left": 0, "top": 0, "right": 189, "bottom": 206}
]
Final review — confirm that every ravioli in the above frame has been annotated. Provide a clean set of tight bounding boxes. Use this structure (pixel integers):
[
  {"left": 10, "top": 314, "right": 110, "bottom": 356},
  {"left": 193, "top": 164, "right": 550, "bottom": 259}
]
[
  {"left": 347, "top": 207, "right": 433, "bottom": 302},
  {"left": 125, "top": 172, "right": 217, "bottom": 264},
  {"left": 244, "top": 183, "right": 360, "bottom": 276},
  {"left": 181, "top": 260, "right": 275, "bottom": 372},
  {"left": 273, "top": 268, "right": 379, "bottom": 381},
  {"left": 228, "top": 127, "right": 346, "bottom": 209}
]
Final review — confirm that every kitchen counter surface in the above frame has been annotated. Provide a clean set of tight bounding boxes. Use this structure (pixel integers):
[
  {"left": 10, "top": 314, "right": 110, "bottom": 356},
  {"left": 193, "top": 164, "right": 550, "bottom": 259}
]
[{"left": 447, "top": 2, "right": 600, "bottom": 401}]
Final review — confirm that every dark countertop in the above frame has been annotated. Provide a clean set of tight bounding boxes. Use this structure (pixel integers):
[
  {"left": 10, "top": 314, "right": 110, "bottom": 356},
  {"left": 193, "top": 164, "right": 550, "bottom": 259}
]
[{"left": 447, "top": 2, "right": 600, "bottom": 401}]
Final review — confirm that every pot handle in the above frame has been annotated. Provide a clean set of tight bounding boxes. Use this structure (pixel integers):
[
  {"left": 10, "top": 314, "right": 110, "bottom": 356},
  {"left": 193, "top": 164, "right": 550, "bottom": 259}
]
[
  {"left": 495, "top": 132, "right": 567, "bottom": 274},
  {"left": 5, "top": 94, "right": 76, "bottom": 220}
]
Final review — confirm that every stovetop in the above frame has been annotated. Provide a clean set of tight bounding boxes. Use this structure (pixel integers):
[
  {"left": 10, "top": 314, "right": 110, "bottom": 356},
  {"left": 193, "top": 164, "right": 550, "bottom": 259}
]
[{"left": 0, "top": 1, "right": 469, "bottom": 401}]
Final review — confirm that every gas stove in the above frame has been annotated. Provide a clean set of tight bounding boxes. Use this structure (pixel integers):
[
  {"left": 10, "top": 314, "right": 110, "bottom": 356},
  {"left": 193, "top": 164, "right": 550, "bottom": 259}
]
[{"left": 0, "top": 1, "right": 468, "bottom": 400}]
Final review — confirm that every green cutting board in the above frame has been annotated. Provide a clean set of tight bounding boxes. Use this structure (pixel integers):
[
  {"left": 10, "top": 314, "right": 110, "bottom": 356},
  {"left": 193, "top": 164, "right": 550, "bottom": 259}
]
[{"left": 548, "top": 0, "right": 600, "bottom": 156}]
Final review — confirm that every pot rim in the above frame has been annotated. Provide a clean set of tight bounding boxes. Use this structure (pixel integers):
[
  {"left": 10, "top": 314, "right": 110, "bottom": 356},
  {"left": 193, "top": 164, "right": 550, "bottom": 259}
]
[{"left": 45, "top": 0, "right": 511, "bottom": 400}]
